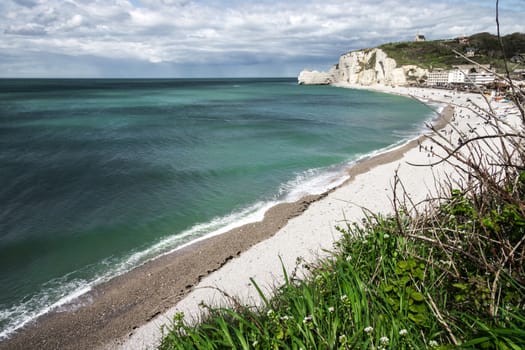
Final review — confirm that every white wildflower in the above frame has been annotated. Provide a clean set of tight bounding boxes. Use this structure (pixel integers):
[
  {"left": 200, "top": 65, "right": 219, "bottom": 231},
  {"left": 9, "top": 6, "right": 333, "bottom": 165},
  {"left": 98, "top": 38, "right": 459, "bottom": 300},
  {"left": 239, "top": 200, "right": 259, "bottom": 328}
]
[
  {"left": 266, "top": 309, "right": 274, "bottom": 317},
  {"left": 346, "top": 255, "right": 352, "bottom": 262},
  {"left": 364, "top": 326, "right": 374, "bottom": 334},
  {"left": 340, "top": 294, "right": 348, "bottom": 302},
  {"left": 429, "top": 340, "right": 439, "bottom": 348},
  {"left": 303, "top": 316, "right": 313, "bottom": 324},
  {"left": 399, "top": 329, "right": 408, "bottom": 336},
  {"left": 339, "top": 334, "right": 347, "bottom": 343},
  {"left": 380, "top": 336, "right": 389, "bottom": 345},
  {"left": 383, "top": 233, "right": 390, "bottom": 239},
  {"left": 328, "top": 306, "right": 335, "bottom": 313}
]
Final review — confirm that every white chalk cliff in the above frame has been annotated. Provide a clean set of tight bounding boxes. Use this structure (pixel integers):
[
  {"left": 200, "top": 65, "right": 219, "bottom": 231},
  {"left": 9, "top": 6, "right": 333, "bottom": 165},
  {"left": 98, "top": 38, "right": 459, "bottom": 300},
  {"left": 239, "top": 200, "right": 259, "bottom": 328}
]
[
  {"left": 297, "top": 70, "right": 333, "bottom": 85},
  {"left": 298, "top": 48, "right": 427, "bottom": 87}
]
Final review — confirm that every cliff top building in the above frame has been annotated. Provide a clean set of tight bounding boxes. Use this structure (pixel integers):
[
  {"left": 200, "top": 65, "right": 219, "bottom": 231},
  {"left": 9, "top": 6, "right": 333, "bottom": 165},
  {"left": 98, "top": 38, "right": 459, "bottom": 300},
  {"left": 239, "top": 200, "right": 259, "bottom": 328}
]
[
  {"left": 458, "top": 36, "right": 470, "bottom": 45},
  {"left": 465, "top": 47, "right": 476, "bottom": 57},
  {"left": 415, "top": 33, "right": 426, "bottom": 42}
]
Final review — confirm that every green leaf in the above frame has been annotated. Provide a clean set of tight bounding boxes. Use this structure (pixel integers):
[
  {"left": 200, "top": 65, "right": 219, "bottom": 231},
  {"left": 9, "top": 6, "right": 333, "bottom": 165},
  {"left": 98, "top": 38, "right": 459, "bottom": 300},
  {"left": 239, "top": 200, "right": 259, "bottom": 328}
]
[
  {"left": 397, "top": 261, "right": 408, "bottom": 270},
  {"left": 250, "top": 278, "right": 270, "bottom": 307},
  {"left": 276, "top": 327, "right": 284, "bottom": 340},
  {"left": 409, "top": 303, "right": 427, "bottom": 314},
  {"left": 414, "top": 268, "right": 424, "bottom": 280},
  {"left": 410, "top": 291, "right": 425, "bottom": 302},
  {"left": 408, "top": 312, "right": 428, "bottom": 325},
  {"left": 462, "top": 336, "right": 491, "bottom": 346},
  {"left": 454, "top": 294, "right": 465, "bottom": 302},
  {"left": 452, "top": 283, "right": 468, "bottom": 290},
  {"left": 399, "top": 276, "right": 410, "bottom": 286},
  {"left": 407, "top": 259, "right": 417, "bottom": 269},
  {"left": 501, "top": 338, "right": 523, "bottom": 350}
]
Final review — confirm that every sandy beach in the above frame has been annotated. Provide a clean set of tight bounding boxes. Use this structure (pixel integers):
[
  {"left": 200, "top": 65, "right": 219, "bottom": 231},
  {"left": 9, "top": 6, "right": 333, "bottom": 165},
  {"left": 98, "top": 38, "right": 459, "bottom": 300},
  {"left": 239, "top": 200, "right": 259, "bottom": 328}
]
[{"left": 0, "top": 84, "right": 514, "bottom": 350}]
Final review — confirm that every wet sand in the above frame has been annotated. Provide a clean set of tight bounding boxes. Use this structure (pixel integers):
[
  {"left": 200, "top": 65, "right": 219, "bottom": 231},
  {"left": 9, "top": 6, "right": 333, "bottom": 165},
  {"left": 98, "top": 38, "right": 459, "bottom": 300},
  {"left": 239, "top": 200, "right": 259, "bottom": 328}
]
[{"left": 0, "top": 103, "right": 454, "bottom": 350}]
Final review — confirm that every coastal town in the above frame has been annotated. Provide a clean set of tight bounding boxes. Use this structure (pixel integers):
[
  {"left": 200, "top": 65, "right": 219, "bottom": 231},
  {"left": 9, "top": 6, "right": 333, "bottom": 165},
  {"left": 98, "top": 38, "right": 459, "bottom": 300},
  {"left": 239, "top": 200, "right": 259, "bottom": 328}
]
[
  {"left": 299, "top": 33, "right": 525, "bottom": 99},
  {"left": 417, "top": 34, "right": 525, "bottom": 90}
]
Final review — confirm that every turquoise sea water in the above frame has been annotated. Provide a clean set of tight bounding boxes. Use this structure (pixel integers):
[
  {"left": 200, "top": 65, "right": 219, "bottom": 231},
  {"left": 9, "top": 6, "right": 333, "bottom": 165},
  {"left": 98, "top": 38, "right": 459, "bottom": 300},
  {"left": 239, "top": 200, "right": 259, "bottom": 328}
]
[{"left": 0, "top": 78, "right": 434, "bottom": 338}]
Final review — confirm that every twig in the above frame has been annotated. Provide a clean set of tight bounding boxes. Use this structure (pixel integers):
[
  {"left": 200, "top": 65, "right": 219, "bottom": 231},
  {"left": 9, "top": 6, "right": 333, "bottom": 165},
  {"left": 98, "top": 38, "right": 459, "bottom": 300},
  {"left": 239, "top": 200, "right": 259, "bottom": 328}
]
[
  {"left": 426, "top": 292, "right": 459, "bottom": 345},
  {"left": 369, "top": 255, "right": 383, "bottom": 285}
]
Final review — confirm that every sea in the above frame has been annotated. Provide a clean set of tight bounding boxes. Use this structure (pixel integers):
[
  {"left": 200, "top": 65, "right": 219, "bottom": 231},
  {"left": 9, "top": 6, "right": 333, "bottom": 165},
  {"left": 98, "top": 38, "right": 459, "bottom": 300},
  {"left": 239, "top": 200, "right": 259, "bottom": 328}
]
[{"left": 0, "top": 78, "right": 436, "bottom": 338}]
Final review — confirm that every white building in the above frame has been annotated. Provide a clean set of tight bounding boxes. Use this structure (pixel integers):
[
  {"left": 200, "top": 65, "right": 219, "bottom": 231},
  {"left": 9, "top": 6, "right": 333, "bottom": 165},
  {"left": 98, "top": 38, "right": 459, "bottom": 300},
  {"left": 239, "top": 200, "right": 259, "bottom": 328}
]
[
  {"left": 467, "top": 72, "right": 496, "bottom": 85},
  {"left": 454, "top": 65, "right": 495, "bottom": 85},
  {"left": 415, "top": 33, "right": 426, "bottom": 42},
  {"left": 465, "top": 47, "right": 476, "bottom": 57},
  {"left": 425, "top": 65, "right": 496, "bottom": 86},
  {"left": 427, "top": 70, "right": 449, "bottom": 86},
  {"left": 448, "top": 68, "right": 466, "bottom": 84}
]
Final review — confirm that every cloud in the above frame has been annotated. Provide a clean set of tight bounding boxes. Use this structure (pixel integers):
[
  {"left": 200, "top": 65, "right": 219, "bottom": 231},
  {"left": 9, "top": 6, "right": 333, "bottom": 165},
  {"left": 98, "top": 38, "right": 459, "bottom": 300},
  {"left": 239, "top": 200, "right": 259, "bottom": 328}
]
[
  {"left": 1, "top": 0, "right": 523, "bottom": 77},
  {"left": 12, "top": 0, "right": 41, "bottom": 8},
  {"left": 4, "top": 23, "right": 47, "bottom": 35},
  {"left": 60, "top": 14, "right": 84, "bottom": 30}
]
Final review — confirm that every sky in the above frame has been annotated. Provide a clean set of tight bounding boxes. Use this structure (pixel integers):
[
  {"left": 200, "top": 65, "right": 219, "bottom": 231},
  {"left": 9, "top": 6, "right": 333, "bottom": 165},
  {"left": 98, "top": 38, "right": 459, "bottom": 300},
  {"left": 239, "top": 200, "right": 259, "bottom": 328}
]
[{"left": 0, "top": 0, "right": 524, "bottom": 78}]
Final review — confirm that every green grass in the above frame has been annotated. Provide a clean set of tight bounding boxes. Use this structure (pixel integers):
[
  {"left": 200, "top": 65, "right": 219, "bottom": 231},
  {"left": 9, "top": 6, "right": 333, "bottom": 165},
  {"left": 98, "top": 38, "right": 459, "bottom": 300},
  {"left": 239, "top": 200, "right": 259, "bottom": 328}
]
[
  {"left": 379, "top": 41, "right": 463, "bottom": 69},
  {"left": 376, "top": 32, "right": 525, "bottom": 72},
  {"left": 158, "top": 177, "right": 525, "bottom": 349}
]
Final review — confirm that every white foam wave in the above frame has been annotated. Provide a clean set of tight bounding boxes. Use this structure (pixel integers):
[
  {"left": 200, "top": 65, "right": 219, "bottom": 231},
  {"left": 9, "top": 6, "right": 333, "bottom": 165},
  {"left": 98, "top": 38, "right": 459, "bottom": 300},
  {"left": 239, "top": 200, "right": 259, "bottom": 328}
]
[
  {"left": 0, "top": 200, "right": 278, "bottom": 340},
  {"left": 408, "top": 102, "right": 446, "bottom": 136},
  {"left": 279, "top": 167, "right": 350, "bottom": 202},
  {"left": 0, "top": 279, "right": 93, "bottom": 340},
  {"left": 121, "top": 200, "right": 278, "bottom": 267}
]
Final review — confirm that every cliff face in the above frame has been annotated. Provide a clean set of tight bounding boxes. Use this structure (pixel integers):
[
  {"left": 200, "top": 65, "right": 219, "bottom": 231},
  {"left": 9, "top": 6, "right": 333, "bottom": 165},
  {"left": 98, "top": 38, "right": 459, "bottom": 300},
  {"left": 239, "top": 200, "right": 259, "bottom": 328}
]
[
  {"left": 298, "top": 48, "right": 427, "bottom": 86},
  {"left": 297, "top": 70, "right": 333, "bottom": 85}
]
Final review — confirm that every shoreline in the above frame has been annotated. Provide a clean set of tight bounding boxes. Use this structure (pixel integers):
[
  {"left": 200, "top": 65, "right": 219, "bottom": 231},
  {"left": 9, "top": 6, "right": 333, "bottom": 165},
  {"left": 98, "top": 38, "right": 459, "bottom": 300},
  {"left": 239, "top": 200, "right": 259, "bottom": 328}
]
[{"left": 0, "top": 86, "right": 458, "bottom": 350}]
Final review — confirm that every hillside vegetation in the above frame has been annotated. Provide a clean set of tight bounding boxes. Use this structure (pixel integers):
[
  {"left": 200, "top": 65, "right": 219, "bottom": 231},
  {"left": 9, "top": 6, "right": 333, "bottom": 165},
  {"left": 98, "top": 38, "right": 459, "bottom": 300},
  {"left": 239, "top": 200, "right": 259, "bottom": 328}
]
[{"left": 379, "top": 32, "right": 525, "bottom": 71}]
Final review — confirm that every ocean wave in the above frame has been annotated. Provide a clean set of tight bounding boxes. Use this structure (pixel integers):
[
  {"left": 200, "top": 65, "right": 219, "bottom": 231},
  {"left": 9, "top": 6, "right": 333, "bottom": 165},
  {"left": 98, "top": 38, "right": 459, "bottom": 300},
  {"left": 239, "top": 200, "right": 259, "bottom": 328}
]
[
  {"left": 0, "top": 200, "right": 278, "bottom": 340},
  {"left": 0, "top": 278, "right": 93, "bottom": 339},
  {"left": 0, "top": 161, "right": 356, "bottom": 339},
  {"left": 278, "top": 166, "right": 350, "bottom": 202}
]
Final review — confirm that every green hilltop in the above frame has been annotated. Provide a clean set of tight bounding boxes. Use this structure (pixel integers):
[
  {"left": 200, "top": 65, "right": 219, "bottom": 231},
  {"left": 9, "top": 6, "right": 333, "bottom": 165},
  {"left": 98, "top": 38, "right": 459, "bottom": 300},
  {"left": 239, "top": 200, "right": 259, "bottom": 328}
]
[{"left": 378, "top": 32, "right": 525, "bottom": 72}]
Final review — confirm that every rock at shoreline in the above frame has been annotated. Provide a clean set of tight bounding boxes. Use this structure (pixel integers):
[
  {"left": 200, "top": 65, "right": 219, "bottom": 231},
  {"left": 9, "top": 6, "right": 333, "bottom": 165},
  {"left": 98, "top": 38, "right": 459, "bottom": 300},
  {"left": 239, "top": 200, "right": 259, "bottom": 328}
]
[
  {"left": 298, "top": 48, "right": 428, "bottom": 86},
  {"left": 297, "top": 69, "right": 333, "bottom": 85}
]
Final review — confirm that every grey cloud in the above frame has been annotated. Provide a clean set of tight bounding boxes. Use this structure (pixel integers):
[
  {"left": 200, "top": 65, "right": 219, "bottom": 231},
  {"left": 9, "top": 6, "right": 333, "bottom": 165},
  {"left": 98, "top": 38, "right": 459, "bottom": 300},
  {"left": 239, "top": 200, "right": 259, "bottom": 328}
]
[
  {"left": 0, "top": 0, "right": 523, "bottom": 77},
  {"left": 33, "top": 7, "right": 60, "bottom": 25},
  {"left": 4, "top": 23, "right": 47, "bottom": 35},
  {"left": 13, "top": 0, "right": 41, "bottom": 8}
]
